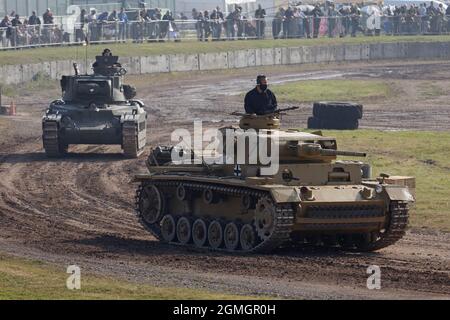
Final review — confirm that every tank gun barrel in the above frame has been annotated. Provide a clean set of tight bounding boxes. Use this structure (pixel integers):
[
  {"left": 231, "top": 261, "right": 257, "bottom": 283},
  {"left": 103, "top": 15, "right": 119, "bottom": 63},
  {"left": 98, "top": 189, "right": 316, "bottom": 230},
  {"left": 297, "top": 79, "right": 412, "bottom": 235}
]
[
  {"left": 271, "top": 106, "right": 300, "bottom": 114},
  {"left": 296, "top": 143, "right": 366, "bottom": 158},
  {"left": 320, "top": 149, "right": 367, "bottom": 157}
]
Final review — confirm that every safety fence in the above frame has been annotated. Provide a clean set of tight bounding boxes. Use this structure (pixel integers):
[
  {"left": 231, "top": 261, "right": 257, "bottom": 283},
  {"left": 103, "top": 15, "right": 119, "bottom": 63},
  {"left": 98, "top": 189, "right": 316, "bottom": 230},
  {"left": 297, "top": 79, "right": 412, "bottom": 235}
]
[{"left": 2, "top": 15, "right": 450, "bottom": 50}]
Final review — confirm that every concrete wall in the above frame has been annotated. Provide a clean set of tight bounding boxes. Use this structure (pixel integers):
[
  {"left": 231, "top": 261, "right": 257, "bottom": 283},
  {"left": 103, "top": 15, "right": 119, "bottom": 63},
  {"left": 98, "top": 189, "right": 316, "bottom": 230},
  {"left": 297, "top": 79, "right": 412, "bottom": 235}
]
[{"left": 1, "top": 41, "right": 449, "bottom": 85}]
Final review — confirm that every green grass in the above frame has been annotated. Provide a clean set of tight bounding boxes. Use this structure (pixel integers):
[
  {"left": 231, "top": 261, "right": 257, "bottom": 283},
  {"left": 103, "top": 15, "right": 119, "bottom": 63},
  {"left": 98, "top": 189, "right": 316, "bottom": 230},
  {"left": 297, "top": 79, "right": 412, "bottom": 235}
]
[
  {"left": 273, "top": 79, "right": 392, "bottom": 103},
  {"left": 418, "top": 81, "right": 447, "bottom": 98},
  {"left": 0, "top": 72, "right": 58, "bottom": 98},
  {"left": 307, "top": 129, "right": 450, "bottom": 231},
  {"left": 0, "top": 254, "right": 258, "bottom": 300},
  {"left": 1, "top": 35, "right": 450, "bottom": 66}
]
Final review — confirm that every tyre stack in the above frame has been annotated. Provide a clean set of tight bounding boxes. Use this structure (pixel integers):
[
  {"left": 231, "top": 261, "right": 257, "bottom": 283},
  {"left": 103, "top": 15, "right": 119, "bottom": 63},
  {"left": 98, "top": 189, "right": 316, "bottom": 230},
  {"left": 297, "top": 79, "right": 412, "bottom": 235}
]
[{"left": 308, "top": 102, "right": 363, "bottom": 130}]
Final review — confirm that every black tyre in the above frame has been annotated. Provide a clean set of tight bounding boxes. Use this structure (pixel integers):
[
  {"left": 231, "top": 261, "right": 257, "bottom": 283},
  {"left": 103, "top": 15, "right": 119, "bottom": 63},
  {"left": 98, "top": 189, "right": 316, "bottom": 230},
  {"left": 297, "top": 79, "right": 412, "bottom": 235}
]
[
  {"left": 307, "top": 116, "right": 322, "bottom": 129},
  {"left": 320, "top": 118, "right": 359, "bottom": 130},
  {"left": 313, "top": 102, "right": 363, "bottom": 120}
]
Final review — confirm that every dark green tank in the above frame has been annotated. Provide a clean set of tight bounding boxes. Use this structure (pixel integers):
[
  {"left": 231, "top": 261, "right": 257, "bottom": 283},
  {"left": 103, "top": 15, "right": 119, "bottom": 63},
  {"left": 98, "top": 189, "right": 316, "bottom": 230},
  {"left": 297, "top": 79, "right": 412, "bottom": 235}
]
[{"left": 42, "top": 56, "right": 147, "bottom": 158}]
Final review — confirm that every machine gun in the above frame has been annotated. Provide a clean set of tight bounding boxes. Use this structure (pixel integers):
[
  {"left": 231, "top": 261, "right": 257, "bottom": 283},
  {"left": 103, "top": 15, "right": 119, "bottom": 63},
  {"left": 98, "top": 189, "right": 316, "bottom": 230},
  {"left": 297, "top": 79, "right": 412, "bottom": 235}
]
[{"left": 231, "top": 106, "right": 299, "bottom": 117}]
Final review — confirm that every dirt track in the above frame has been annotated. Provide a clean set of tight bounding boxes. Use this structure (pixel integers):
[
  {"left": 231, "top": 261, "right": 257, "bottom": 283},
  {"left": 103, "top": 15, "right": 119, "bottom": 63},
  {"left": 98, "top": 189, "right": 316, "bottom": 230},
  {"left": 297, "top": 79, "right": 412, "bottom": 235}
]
[{"left": 0, "top": 60, "right": 449, "bottom": 299}]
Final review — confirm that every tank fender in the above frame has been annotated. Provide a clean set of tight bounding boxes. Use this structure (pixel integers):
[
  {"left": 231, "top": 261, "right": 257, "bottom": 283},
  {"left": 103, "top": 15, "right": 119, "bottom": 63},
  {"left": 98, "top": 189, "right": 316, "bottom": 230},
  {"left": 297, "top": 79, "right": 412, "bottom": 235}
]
[
  {"left": 383, "top": 185, "right": 415, "bottom": 202},
  {"left": 43, "top": 113, "right": 62, "bottom": 123},
  {"left": 269, "top": 187, "right": 301, "bottom": 204},
  {"left": 131, "top": 100, "right": 146, "bottom": 109}
]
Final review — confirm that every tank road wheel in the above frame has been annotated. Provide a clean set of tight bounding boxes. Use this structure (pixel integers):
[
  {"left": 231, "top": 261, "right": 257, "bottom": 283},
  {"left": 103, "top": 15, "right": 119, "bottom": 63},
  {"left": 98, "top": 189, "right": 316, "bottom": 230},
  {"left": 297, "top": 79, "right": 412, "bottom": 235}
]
[
  {"left": 160, "top": 214, "right": 176, "bottom": 242},
  {"left": 122, "top": 121, "right": 145, "bottom": 158},
  {"left": 224, "top": 222, "right": 240, "bottom": 251},
  {"left": 240, "top": 224, "right": 257, "bottom": 252},
  {"left": 254, "top": 197, "right": 276, "bottom": 241},
  {"left": 139, "top": 184, "right": 164, "bottom": 226},
  {"left": 176, "top": 217, "right": 192, "bottom": 245},
  {"left": 192, "top": 219, "right": 208, "bottom": 248},
  {"left": 42, "top": 121, "right": 67, "bottom": 157},
  {"left": 353, "top": 201, "right": 409, "bottom": 252},
  {"left": 208, "top": 220, "right": 223, "bottom": 249}
]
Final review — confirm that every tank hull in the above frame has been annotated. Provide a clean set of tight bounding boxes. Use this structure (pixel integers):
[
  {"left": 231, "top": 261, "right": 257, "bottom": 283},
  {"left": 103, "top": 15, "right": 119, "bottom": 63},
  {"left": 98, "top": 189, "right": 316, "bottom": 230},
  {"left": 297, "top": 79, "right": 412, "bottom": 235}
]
[
  {"left": 134, "top": 173, "right": 413, "bottom": 253},
  {"left": 42, "top": 103, "right": 147, "bottom": 158}
]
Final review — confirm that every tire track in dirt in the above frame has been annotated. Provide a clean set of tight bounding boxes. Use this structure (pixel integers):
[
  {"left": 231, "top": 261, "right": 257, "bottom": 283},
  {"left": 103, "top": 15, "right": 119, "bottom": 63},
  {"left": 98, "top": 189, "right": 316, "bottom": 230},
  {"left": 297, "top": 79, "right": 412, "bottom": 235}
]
[{"left": 0, "top": 60, "right": 449, "bottom": 299}]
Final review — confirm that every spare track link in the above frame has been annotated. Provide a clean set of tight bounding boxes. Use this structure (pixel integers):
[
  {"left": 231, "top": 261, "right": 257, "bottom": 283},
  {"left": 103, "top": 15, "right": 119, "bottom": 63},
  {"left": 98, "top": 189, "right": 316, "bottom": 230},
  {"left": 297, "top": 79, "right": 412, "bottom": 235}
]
[
  {"left": 42, "top": 121, "right": 64, "bottom": 157},
  {"left": 135, "top": 180, "right": 295, "bottom": 254},
  {"left": 122, "top": 121, "right": 143, "bottom": 158}
]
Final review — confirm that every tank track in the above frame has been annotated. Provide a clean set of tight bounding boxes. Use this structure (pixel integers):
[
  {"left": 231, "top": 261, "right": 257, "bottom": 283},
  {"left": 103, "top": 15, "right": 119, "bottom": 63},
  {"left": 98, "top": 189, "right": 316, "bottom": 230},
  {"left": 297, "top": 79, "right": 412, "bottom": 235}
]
[
  {"left": 122, "top": 121, "right": 144, "bottom": 158},
  {"left": 135, "top": 181, "right": 295, "bottom": 253},
  {"left": 352, "top": 201, "right": 409, "bottom": 251},
  {"left": 42, "top": 120, "right": 67, "bottom": 157}
]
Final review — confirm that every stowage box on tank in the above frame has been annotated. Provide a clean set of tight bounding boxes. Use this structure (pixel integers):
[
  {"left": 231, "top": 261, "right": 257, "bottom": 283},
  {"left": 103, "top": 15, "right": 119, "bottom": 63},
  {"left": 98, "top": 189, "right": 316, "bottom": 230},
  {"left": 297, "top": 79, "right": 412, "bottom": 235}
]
[
  {"left": 133, "top": 111, "right": 415, "bottom": 253},
  {"left": 42, "top": 55, "right": 147, "bottom": 158}
]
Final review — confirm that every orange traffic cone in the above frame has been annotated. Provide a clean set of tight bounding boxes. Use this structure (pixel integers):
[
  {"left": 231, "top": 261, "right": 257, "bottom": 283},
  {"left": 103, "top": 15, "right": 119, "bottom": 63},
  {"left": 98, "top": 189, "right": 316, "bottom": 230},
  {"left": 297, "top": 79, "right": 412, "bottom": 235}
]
[{"left": 9, "top": 100, "right": 16, "bottom": 116}]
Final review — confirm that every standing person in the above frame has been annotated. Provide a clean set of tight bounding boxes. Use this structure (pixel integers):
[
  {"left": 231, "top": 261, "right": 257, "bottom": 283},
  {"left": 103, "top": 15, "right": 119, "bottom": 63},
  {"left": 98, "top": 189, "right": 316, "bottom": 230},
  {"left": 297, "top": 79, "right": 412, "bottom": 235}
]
[
  {"left": 272, "top": 7, "right": 284, "bottom": 39},
  {"left": 303, "top": 8, "right": 311, "bottom": 38},
  {"left": 255, "top": 4, "right": 266, "bottom": 39},
  {"left": 210, "top": 8, "right": 223, "bottom": 41},
  {"left": 75, "top": 9, "right": 86, "bottom": 42},
  {"left": 28, "top": 11, "right": 41, "bottom": 25},
  {"left": 328, "top": 4, "right": 340, "bottom": 38},
  {"left": 197, "top": 11, "right": 205, "bottom": 41},
  {"left": 235, "top": 6, "right": 244, "bottom": 39},
  {"left": 244, "top": 75, "right": 278, "bottom": 115},
  {"left": 283, "top": 6, "right": 294, "bottom": 38},
  {"left": 160, "top": 10, "right": 174, "bottom": 41},
  {"left": 225, "top": 10, "right": 235, "bottom": 40},
  {"left": 350, "top": 4, "right": 360, "bottom": 37},
  {"left": 10, "top": 14, "right": 21, "bottom": 47},
  {"left": 42, "top": 8, "right": 54, "bottom": 43},
  {"left": 203, "top": 10, "right": 212, "bottom": 41},
  {"left": 311, "top": 4, "right": 323, "bottom": 38},
  {"left": 118, "top": 8, "right": 128, "bottom": 42},
  {"left": 43, "top": 8, "right": 53, "bottom": 24},
  {"left": 75, "top": 9, "right": 87, "bottom": 43},
  {"left": 192, "top": 8, "right": 199, "bottom": 20},
  {"left": 0, "top": 15, "right": 11, "bottom": 47},
  {"left": 87, "top": 9, "right": 98, "bottom": 41}
]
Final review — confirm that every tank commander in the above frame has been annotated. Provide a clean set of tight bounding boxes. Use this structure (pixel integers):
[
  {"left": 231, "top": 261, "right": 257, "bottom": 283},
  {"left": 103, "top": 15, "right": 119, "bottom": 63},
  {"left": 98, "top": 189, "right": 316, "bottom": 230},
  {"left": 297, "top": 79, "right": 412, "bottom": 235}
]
[{"left": 244, "top": 75, "right": 278, "bottom": 115}]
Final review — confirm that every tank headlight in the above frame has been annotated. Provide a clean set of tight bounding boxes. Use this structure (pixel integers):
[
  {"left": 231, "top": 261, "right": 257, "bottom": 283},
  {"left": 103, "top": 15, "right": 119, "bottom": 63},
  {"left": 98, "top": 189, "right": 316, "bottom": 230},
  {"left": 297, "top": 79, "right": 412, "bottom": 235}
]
[{"left": 375, "top": 185, "right": 383, "bottom": 194}]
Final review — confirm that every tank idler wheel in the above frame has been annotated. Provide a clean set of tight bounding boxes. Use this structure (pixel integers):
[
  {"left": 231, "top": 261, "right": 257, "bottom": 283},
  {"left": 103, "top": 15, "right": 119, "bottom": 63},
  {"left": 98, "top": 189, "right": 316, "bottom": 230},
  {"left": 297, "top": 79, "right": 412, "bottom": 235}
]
[
  {"left": 203, "top": 189, "right": 220, "bottom": 204},
  {"left": 176, "top": 184, "right": 189, "bottom": 201},
  {"left": 240, "top": 224, "right": 257, "bottom": 251},
  {"left": 192, "top": 219, "right": 208, "bottom": 247},
  {"left": 176, "top": 217, "right": 192, "bottom": 245},
  {"left": 160, "top": 214, "right": 176, "bottom": 242},
  {"left": 208, "top": 220, "right": 223, "bottom": 249},
  {"left": 255, "top": 197, "right": 276, "bottom": 241},
  {"left": 224, "top": 222, "right": 240, "bottom": 251},
  {"left": 140, "top": 184, "right": 164, "bottom": 225}
]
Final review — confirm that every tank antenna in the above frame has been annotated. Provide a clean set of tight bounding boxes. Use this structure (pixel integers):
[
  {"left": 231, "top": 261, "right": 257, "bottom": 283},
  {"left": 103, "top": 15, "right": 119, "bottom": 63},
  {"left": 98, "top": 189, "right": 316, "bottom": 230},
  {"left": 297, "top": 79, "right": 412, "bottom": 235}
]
[{"left": 84, "top": 34, "right": 89, "bottom": 75}]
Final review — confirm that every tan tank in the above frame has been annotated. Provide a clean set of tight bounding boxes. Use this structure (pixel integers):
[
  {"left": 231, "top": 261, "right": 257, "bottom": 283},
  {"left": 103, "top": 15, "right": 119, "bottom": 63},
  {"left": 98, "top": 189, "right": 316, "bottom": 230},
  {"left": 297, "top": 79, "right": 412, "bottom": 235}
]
[{"left": 133, "top": 110, "right": 415, "bottom": 253}]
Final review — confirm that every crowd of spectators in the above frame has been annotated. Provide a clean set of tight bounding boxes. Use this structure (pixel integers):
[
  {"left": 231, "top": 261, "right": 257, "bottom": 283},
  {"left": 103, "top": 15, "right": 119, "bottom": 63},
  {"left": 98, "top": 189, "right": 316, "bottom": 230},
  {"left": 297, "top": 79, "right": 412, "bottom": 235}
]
[
  {"left": 0, "top": 8, "right": 64, "bottom": 47},
  {"left": 2, "top": 1, "right": 450, "bottom": 49}
]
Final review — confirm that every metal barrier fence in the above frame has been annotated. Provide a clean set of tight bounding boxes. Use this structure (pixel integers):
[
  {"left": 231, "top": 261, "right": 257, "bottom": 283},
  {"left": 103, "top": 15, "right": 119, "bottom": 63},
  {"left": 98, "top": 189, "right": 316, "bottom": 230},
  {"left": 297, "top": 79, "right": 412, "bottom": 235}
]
[{"left": 2, "top": 15, "right": 450, "bottom": 50}]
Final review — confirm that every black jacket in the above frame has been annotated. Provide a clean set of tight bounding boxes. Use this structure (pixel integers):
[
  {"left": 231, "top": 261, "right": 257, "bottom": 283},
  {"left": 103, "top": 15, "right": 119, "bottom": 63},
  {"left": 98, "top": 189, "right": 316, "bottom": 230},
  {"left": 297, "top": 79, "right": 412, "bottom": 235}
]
[{"left": 244, "top": 87, "right": 278, "bottom": 115}]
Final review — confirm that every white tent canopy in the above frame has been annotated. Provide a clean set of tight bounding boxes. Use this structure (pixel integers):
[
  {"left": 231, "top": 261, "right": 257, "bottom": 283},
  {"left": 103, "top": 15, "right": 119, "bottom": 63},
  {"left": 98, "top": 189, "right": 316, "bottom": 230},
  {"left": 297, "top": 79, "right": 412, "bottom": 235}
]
[
  {"left": 225, "top": 0, "right": 256, "bottom": 4},
  {"left": 384, "top": 0, "right": 448, "bottom": 9}
]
